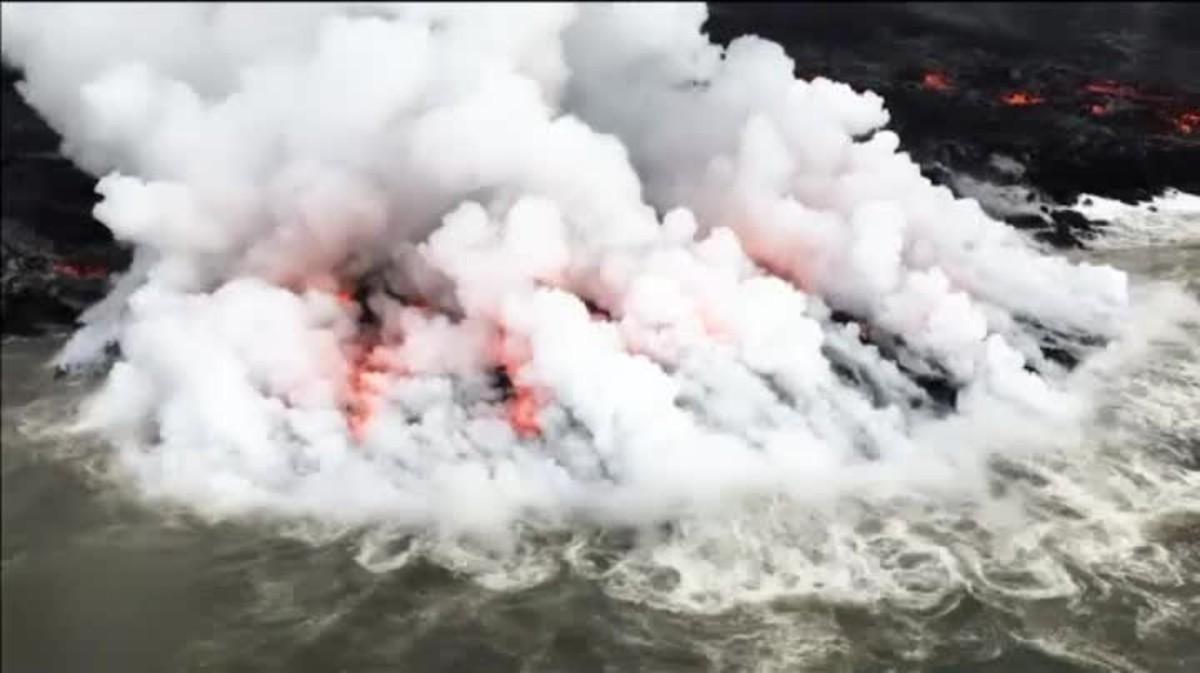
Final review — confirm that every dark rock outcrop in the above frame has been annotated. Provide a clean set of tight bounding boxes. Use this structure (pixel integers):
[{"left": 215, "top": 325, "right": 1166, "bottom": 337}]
[{"left": 2, "top": 65, "right": 128, "bottom": 335}]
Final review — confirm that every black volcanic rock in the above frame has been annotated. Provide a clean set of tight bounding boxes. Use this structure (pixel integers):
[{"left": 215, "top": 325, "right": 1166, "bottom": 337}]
[
  {"left": 2, "top": 64, "right": 128, "bottom": 335},
  {"left": 706, "top": 3, "right": 1200, "bottom": 204},
  {"left": 1, "top": 216, "right": 118, "bottom": 335},
  {"left": 1005, "top": 214, "right": 1050, "bottom": 231}
]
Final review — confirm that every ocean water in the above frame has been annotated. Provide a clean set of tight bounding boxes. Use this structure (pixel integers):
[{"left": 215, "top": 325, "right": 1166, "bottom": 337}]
[{"left": 3, "top": 219, "right": 1199, "bottom": 673}]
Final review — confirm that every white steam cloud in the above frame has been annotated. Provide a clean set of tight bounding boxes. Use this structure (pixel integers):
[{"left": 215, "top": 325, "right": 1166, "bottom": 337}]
[{"left": 2, "top": 3, "right": 1135, "bottom": 544}]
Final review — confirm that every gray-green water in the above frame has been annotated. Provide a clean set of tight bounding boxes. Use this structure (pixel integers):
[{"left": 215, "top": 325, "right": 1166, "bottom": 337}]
[{"left": 4, "top": 245, "right": 1199, "bottom": 673}]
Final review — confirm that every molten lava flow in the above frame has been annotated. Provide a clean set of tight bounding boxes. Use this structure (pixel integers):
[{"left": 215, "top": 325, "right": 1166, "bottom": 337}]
[
  {"left": 1174, "top": 110, "right": 1199, "bottom": 135},
  {"left": 921, "top": 71, "right": 953, "bottom": 92},
  {"left": 1000, "top": 91, "right": 1045, "bottom": 107},
  {"left": 332, "top": 283, "right": 393, "bottom": 444},
  {"left": 53, "top": 261, "right": 108, "bottom": 279},
  {"left": 509, "top": 386, "right": 541, "bottom": 439},
  {"left": 492, "top": 328, "right": 542, "bottom": 439},
  {"left": 344, "top": 331, "right": 386, "bottom": 444},
  {"left": 1079, "top": 80, "right": 1200, "bottom": 133}
]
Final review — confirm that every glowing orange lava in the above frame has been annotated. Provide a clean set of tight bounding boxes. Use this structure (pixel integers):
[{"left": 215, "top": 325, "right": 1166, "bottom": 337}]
[
  {"left": 331, "top": 284, "right": 395, "bottom": 444},
  {"left": 344, "top": 334, "right": 386, "bottom": 444},
  {"left": 921, "top": 71, "right": 953, "bottom": 92},
  {"left": 1080, "top": 80, "right": 1197, "bottom": 133},
  {"left": 508, "top": 386, "right": 541, "bottom": 439},
  {"left": 492, "top": 328, "right": 542, "bottom": 439},
  {"left": 1000, "top": 91, "right": 1045, "bottom": 107}
]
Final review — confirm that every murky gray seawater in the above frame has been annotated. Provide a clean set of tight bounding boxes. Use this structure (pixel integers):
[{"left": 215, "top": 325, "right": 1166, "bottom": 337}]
[{"left": 4, "top": 244, "right": 1199, "bottom": 673}]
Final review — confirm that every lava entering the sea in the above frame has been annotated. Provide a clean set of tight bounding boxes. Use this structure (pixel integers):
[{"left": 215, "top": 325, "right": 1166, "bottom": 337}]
[{"left": 491, "top": 328, "right": 542, "bottom": 440}]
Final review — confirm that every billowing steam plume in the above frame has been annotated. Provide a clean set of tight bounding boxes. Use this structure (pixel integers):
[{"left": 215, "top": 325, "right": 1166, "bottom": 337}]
[{"left": 2, "top": 3, "right": 1132, "bottom": 542}]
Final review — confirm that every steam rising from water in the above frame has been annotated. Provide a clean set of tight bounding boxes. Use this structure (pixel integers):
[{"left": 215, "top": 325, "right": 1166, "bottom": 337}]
[{"left": 3, "top": 3, "right": 1195, "bottom": 615}]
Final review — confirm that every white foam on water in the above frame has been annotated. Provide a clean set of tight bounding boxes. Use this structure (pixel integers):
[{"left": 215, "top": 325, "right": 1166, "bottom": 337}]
[{"left": 1073, "top": 189, "right": 1200, "bottom": 250}]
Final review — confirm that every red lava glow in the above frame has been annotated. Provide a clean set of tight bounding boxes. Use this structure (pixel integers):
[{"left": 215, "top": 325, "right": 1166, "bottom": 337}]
[
  {"left": 333, "top": 284, "right": 394, "bottom": 444},
  {"left": 53, "top": 261, "right": 108, "bottom": 279},
  {"left": 1083, "top": 80, "right": 1172, "bottom": 103},
  {"left": 1081, "top": 80, "right": 1198, "bottom": 133},
  {"left": 492, "top": 329, "right": 543, "bottom": 439},
  {"left": 1000, "top": 91, "right": 1045, "bottom": 107},
  {"left": 921, "top": 71, "right": 953, "bottom": 92},
  {"left": 508, "top": 387, "right": 541, "bottom": 439},
  {"left": 345, "top": 334, "right": 386, "bottom": 444},
  {"left": 1174, "top": 110, "right": 1199, "bottom": 135}
]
